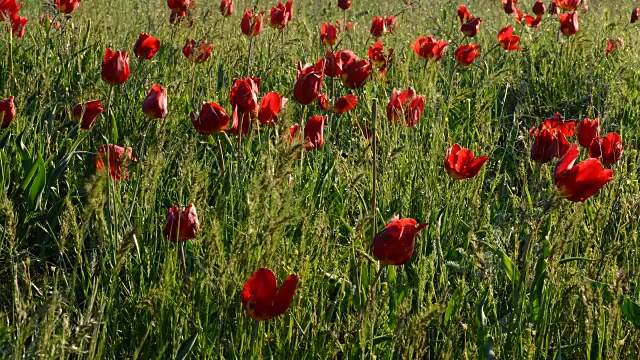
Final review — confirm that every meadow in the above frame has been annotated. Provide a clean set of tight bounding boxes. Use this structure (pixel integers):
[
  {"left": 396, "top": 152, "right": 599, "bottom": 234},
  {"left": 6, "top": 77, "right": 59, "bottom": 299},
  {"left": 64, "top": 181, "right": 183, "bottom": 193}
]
[{"left": 1, "top": 0, "right": 640, "bottom": 358}]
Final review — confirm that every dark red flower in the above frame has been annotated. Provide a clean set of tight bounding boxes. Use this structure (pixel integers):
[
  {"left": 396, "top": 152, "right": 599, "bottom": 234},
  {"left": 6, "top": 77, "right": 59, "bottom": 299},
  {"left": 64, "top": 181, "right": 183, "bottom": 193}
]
[
  {"left": 412, "top": 36, "right": 448, "bottom": 61},
  {"left": 454, "top": 44, "right": 481, "bottom": 66},
  {"left": 101, "top": 49, "right": 130, "bottom": 86},
  {"left": 457, "top": 5, "right": 472, "bottom": 24},
  {"left": 502, "top": 0, "right": 517, "bottom": 14},
  {"left": 72, "top": 100, "right": 103, "bottom": 130},
  {"left": 340, "top": 57, "right": 371, "bottom": 89},
  {"left": 303, "top": 115, "right": 325, "bottom": 151},
  {"left": 324, "top": 50, "right": 342, "bottom": 77},
  {"left": 0, "top": 0, "right": 22, "bottom": 22},
  {"left": 294, "top": 59, "right": 325, "bottom": 106},
  {"left": 190, "top": 102, "right": 230, "bottom": 135},
  {"left": 317, "top": 94, "right": 330, "bottom": 111},
  {"left": 134, "top": 33, "right": 161, "bottom": 60},
  {"left": 55, "top": 0, "right": 81, "bottom": 14},
  {"left": 338, "top": 0, "right": 351, "bottom": 10},
  {"left": 167, "top": 0, "right": 191, "bottom": 12},
  {"left": 241, "top": 268, "right": 299, "bottom": 321},
  {"left": 95, "top": 144, "right": 136, "bottom": 181},
  {"left": 533, "top": 0, "right": 545, "bottom": 15},
  {"left": 577, "top": 118, "right": 599, "bottom": 148},
  {"left": 548, "top": 1, "right": 560, "bottom": 15},
  {"left": 445, "top": 144, "right": 488, "bottom": 180},
  {"left": 559, "top": 11, "right": 579, "bottom": 36},
  {"left": 182, "top": 38, "right": 213, "bottom": 63},
  {"left": 384, "top": 15, "right": 397, "bottom": 33},
  {"left": 530, "top": 129, "right": 569, "bottom": 164},
  {"left": 10, "top": 14, "right": 26, "bottom": 38},
  {"left": 497, "top": 26, "right": 522, "bottom": 51},
  {"left": 534, "top": 112, "right": 576, "bottom": 137},
  {"left": 230, "top": 77, "right": 261, "bottom": 114},
  {"left": 258, "top": 91, "right": 287, "bottom": 126},
  {"left": 320, "top": 23, "right": 338, "bottom": 46},
  {"left": 589, "top": 132, "right": 623, "bottom": 165},
  {"left": 228, "top": 107, "right": 252, "bottom": 135},
  {"left": 332, "top": 94, "right": 358, "bottom": 115},
  {"left": 142, "top": 84, "right": 168, "bottom": 119},
  {"left": 370, "top": 16, "right": 385, "bottom": 37},
  {"left": 163, "top": 204, "right": 201, "bottom": 242},
  {"left": 241, "top": 9, "right": 265, "bottom": 37},
  {"left": 557, "top": 0, "right": 581, "bottom": 11},
  {"left": 386, "top": 87, "right": 425, "bottom": 127},
  {"left": 632, "top": 8, "right": 639, "bottom": 24},
  {"left": 461, "top": 17, "right": 482, "bottom": 37},
  {"left": 371, "top": 217, "right": 428, "bottom": 266},
  {"left": 269, "top": 1, "right": 293, "bottom": 29},
  {"left": 555, "top": 144, "right": 613, "bottom": 202},
  {"left": 0, "top": 96, "right": 16, "bottom": 129},
  {"left": 220, "top": 0, "right": 233, "bottom": 17},
  {"left": 524, "top": 14, "right": 542, "bottom": 29}
]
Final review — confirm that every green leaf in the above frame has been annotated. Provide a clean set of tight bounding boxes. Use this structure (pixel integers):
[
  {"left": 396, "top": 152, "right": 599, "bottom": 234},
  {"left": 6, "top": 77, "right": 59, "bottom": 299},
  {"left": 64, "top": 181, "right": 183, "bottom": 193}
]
[
  {"left": 480, "top": 241, "right": 520, "bottom": 284},
  {"left": 28, "top": 158, "right": 46, "bottom": 210},
  {"left": 444, "top": 287, "right": 463, "bottom": 327},
  {"left": 175, "top": 332, "right": 198, "bottom": 360},
  {"left": 620, "top": 296, "right": 640, "bottom": 328}
]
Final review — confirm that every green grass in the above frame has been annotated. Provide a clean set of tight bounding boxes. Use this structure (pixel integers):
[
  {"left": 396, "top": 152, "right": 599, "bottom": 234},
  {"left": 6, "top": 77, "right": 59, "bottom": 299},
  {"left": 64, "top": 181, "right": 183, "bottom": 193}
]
[{"left": 1, "top": 0, "right": 640, "bottom": 358}]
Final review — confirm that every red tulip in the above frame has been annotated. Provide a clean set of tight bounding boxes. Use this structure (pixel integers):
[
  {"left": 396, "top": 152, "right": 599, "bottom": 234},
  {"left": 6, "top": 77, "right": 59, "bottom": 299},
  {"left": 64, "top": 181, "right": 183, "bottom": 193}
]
[
  {"left": 461, "top": 17, "right": 482, "bottom": 37},
  {"left": 332, "top": 94, "right": 358, "bottom": 115},
  {"left": 559, "top": 12, "right": 579, "bottom": 36},
  {"left": 10, "top": 15, "right": 26, "bottom": 38},
  {"left": 270, "top": 1, "right": 293, "bottom": 29},
  {"left": 555, "top": 144, "right": 613, "bottom": 202},
  {"left": 457, "top": 5, "right": 472, "bottom": 23},
  {"left": 445, "top": 144, "right": 489, "bottom": 180},
  {"left": 0, "top": 0, "right": 22, "bottom": 22},
  {"left": 317, "top": 94, "right": 330, "bottom": 111},
  {"left": 454, "top": 44, "right": 481, "bottom": 66},
  {"left": 163, "top": 204, "right": 201, "bottom": 242},
  {"left": 384, "top": 15, "right": 397, "bottom": 34},
  {"left": 532, "top": 0, "right": 545, "bottom": 15},
  {"left": 502, "top": 0, "right": 517, "bottom": 14},
  {"left": 371, "top": 217, "right": 427, "bottom": 266},
  {"left": 338, "top": 0, "right": 351, "bottom": 10},
  {"left": 412, "top": 36, "right": 448, "bottom": 61},
  {"left": 512, "top": 8, "right": 524, "bottom": 24},
  {"left": 340, "top": 57, "right": 371, "bottom": 89},
  {"left": 182, "top": 38, "right": 213, "bottom": 63},
  {"left": 230, "top": 77, "right": 261, "bottom": 114},
  {"left": 134, "top": 33, "right": 161, "bottom": 60},
  {"left": 95, "top": 144, "right": 136, "bottom": 181},
  {"left": 497, "top": 26, "right": 522, "bottom": 51},
  {"left": 530, "top": 128, "right": 569, "bottom": 164},
  {"left": 548, "top": 1, "right": 559, "bottom": 15},
  {"left": 101, "top": 49, "right": 130, "bottom": 86},
  {"left": 577, "top": 118, "right": 599, "bottom": 148},
  {"left": 524, "top": 14, "right": 542, "bottom": 29},
  {"left": 632, "top": 8, "right": 639, "bottom": 24},
  {"left": 386, "top": 87, "right": 425, "bottom": 127},
  {"left": 142, "top": 84, "right": 168, "bottom": 119},
  {"left": 368, "top": 40, "right": 393, "bottom": 76},
  {"left": 324, "top": 50, "right": 342, "bottom": 77},
  {"left": 534, "top": 112, "right": 576, "bottom": 137},
  {"left": 228, "top": 107, "right": 253, "bottom": 135},
  {"left": 72, "top": 100, "right": 103, "bottom": 130},
  {"left": 55, "top": 0, "right": 81, "bottom": 14},
  {"left": 370, "top": 16, "right": 385, "bottom": 37},
  {"left": 285, "top": 123, "right": 299, "bottom": 144},
  {"left": 241, "top": 268, "right": 299, "bottom": 321},
  {"left": 320, "top": 23, "right": 338, "bottom": 46},
  {"left": 556, "top": 0, "right": 581, "bottom": 11},
  {"left": 258, "top": 91, "right": 287, "bottom": 126},
  {"left": 241, "top": 9, "right": 265, "bottom": 37},
  {"left": 190, "top": 102, "right": 230, "bottom": 135},
  {"left": 605, "top": 38, "right": 624, "bottom": 55},
  {"left": 589, "top": 132, "right": 623, "bottom": 165},
  {"left": 294, "top": 59, "right": 325, "bottom": 106},
  {"left": 0, "top": 96, "right": 16, "bottom": 129},
  {"left": 167, "top": 0, "right": 191, "bottom": 13},
  {"left": 220, "top": 0, "right": 233, "bottom": 17},
  {"left": 303, "top": 115, "right": 325, "bottom": 151}
]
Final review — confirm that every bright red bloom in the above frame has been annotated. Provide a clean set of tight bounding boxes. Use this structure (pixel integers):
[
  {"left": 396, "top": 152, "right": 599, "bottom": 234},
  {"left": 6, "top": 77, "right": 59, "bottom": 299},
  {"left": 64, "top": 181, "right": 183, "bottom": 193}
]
[
  {"left": 332, "top": 94, "right": 358, "bottom": 115},
  {"left": 502, "top": 0, "right": 517, "bottom": 14},
  {"left": 182, "top": 38, "right": 213, "bottom": 63},
  {"left": 0, "top": 0, "right": 21, "bottom": 21},
  {"left": 340, "top": 58, "right": 371, "bottom": 89},
  {"left": 241, "top": 268, "right": 299, "bottom": 321},
  {"left": 55, "top": 0, "right": 81, "bottom": 14},
  {"left": 455, "top": 44, "right": 481, "bottom": 66},
  {"left": 163, "top": 204, "right": 201, "bottom": 242},
  {"left": 559, "top": 12, "right": 579, "bottom": 36},
  {"left": 370, "top": 16, "right": 385, "bottom": 37},
  {"left": 269, "top": 1, "right": 293, "bottom": 29},
  {"left": 142, "top": 84, "right": 168, "bottom": 119},
  {"left": 190, "top": 102, "right": 230, "bottom": 135},
  {"left": 555, "top": 144, "right": 613, "bottom": 202},
  {"left": 524, "top": 14, "right": 542, "bottom": 28},
  {"left": 101, "top": 49, "right": 130, "bottom": 86},
  {"left": 338, "top": 0, "right": 351, "bottom": 10},
  {"left": 230, "top": 77, "right": 260, "bottom": 115},
  {"left": 258, "top": 91, "right": 287, "bottom": 126},
  {"left": 589, "top": 132, "right": 623, "bottom": 165},
  {"left": 556, "top": 0, "right": 581, "bottom": 11},
  {"left": 412, "top": 36, "right": 448, "bottom": 61},
  {"left": 317, "top": 94, "right": 330, "bottom": 111},
  {"left": 384, "top": 15, "right": 397, "bottom": 33},
  {"left": 577, "top": 118, "right": 599, "bottom": 148},
  {"left": 241, "top": 9, "right": 264, "bottom": 37},
  {"left": 533, "top": 0, "right": 545, "bottom": 15},
  {"left": 95, "top": 144, "right": 136, "bottom": 181},
  {"left": 632, "top": 8, "right": 639, "bottom": 24},
  {"left": 134, "top": 33, "right": 161, "bottom": 60},
  {"left": 371, "top": 217, "right": 428, "bottom": 266},
  {"left": 220, "top": 0, "right": 233, "bottom": 17},
  {"left": 10, "top": 14, "right": 26, "bottom": 38},
  {"left": 445, "top": 144, "right": 489, "bottom": 180},
  {"left": 167, "top": 0, "right": 191, "bottom": 12},
  {"left": 386, "top": 87, "right": 425, "bottom": 127},
  {"left": 548, "top": 1, "right": 560, "bottom": 15},
  {"left": 457, "top": 5, "right": 472, "bottom": 23},
  {"left": 497, "top": 26, "right": 522, "bottom": 51},
  {"left": 534, "top": 112, "right": 576, "bottom": 137},
  {"left": 461, "top": 17, "right": 482, "bottom": 37},
  {"left": 320, "top": 23, "right": 338, "bottom": 46},
  {"left": 72, "top": 100, "right": 103, "bottom": 130},
  {"left": 294, "top": 59, "right": 325, "bottom": 106},
  {"left": 324, "top": 50, "right": 342, "bottom": 77},
  {"left": 0, "top": 96, "right": 16, "bottom": 129},
  {"left": 303, "top": 115, "right": 325, "bottom": 151}
]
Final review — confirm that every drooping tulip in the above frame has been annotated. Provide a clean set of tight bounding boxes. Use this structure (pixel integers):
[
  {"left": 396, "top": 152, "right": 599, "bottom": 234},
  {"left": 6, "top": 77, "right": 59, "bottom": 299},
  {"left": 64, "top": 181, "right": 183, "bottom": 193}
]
[
  {"left": 386, "top": 87, "right": 425, "bottom": 127},
  {"left": 457, "top": 5, "right": 472, "bottom": 23},
  {"left": 293, "top": 59, "right": 325, "bottom": 106},
  {"left": 412, "top": 36, "right": 448, "bottom": 61},
  {"left": 577, "top": 118, "right": 599, "bottom": 148},
  {"left": 454, "top": 44, "right": 481, "bottom": 66},
  {"left": 134, "top": 33, "right": 161, "bottom": 60},
  {"left": 556, "top": 0, "right": 581, "bottom": 11},
  {"left": 55, "top": 0, "right": 81, "bottom": 14},
  {"left": 163, "top": 204, "right": 201, "bottom": 242},
  {"left": 320, "top": 23, "right": 338, "bottom": 46},
  {"left": 370, "top": 16, "right": 385, "bottom": 37},
  {"left": 461, "top": 17, "right": 482, "bottom": 37},
  {"left": 182, "top": 38, "right": 213, "bottom": 63},
  {"left": 230, "top": 77, "right": 261, "bottom": 114},
  {"left": 532, "top": 0, "right": 545, "bottom": 15},
  {"left": 0, "top": 96, "right": 16, "bottom": 129},
  {"left": 444, "top": 144, "right": 489, "bottom": 180},
  {"left": 559, "top": 11, "right": 579, "bottom": 36},
  {"left": 101, "top": 49, "right": 130, "bottom": 86},
  {"left": 303, "top": 115, "right": 325, "bottom": 151},
  {"left": 338, "top": 0, "right": 351, "bottom": 10},
  {"left": 241, "top": 268, "right": 299, "bottom": 320},
  {"left": 340, "top": 57, "right": 371, "bottom": 89},
  {"left": 95, "top": 144, "right": 136, "bottom": 181},
  {"left": 371, "top": 217, "right": 428, "bottom": 266},
  {"left": 72, "top": 100, "right": 103, "bottom": 130},
  {"left": 497, "top": 26, "right": 522, "bottom": 51},
  {"left": 220, "top": 0, "right": 233, "bottom": 17},
  {"left": 554, "top": 144, "right": 613, "bottom": 202},
  {"left": 332, "top": 94, "right": 358, "bottom": 115},
  {"left": 258, "top": 91, "right": 287, "bottom": 126},
  {"left": 589, "top": 132, "right": 623, "bottom": 165},
  {"left": 190, "top": 102, "right": 230, "bottom": 135},
  {"left": 241, "top": 9, "right": 265, "bottom": 37},
  {"left": 142, "top": 84, "right": 168, "bottom": 119}
]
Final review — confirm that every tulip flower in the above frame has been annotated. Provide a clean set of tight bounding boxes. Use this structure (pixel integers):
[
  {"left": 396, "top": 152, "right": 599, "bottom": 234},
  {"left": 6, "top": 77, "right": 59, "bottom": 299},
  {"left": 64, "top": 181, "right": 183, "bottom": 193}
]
[
  {"left": 324, "top": 50, "right": 342, "bottom": 77},
  {"left": 502, "top": 0, "right": 517, "bottom": 14},
  {"left": 605, "top": 38, "right": 624, "bottom": 55},
  {"left": 461, "top": 17, "right": 482, "bottom": 37},
  {"left": 497, "top": 26, "right": 522, "bottom": 51},
  {"left": 532, "top": 0, "right": 545, "bottom": 15},
  {"left": 317, "top": 94, "right": 330, "bottom": 111},
  {"left": 101, "top": 49, "right": 130, "bottom": 86},
  {"left": 386, "top": 87, "right": 425, "bottom": 127},
  {"left": 371, "top": 217, "right": 428, "bottom": 266},
  {"left": 10, "top": 15, "right": 27, "bottom": 38},
  {"left": 190, "top": 102, "right": 230, "bottom": 135},
  {"left": 163, "top": 204, "right": 201, "bottom": 242},
  {"left": 445, "top": 144, "right": 489, "bottom": 180},
  {"left": 368, "top": 40, "right": 393, "bottom": 76},
  {"left": 320, "top": 23, "right": 338, "bottom": 46},
  {"left": 303, "top": 115, "right": 325, "bottom": 151},
  {"left": 454, "top": 44, "right": 481, "bottom": 66},
  {"left": 72, "top": 100, "right": 104, "bottom": 130},
  {"left": 332, "top": 94, "right": 358, "bottom": 115},
  {"left": 230, "top": 77, "right": 261, "bottom": 114},
  {"left": 95, "top": 144, "right": 136, "bottom": 181},
  {"left": 589, "top": 132, "right": 623, "bottom": 165},
  {"left": 134, "top": 33, "right": 161, "bottom": 60},
  {"left": 241, "top": 9, "right": 265, "bottom": 37},
  {"left": 0, "top": 96, "right": 16, "bottom": 129},
  {"left": 0, "top": 0, "right": 22, "bottom": 21},
  {"left": 556, "top": 0, "right": 581, "bottom": 11},
  {"left": 524, "top": 15, "right": 542, "bottom": 29},
  {"left": 384, "top": 15, "right": 397, "bottom": 33},
  {"left": 142, "top": 84, "right": 168, "bottom": 119},
  {"left": 285, "top": 123, "right": 299, "bottom": 144},
  {"left": 554, "top": 144, "right": 613, "bottom": 202},
  {"left": 577, "top": 118, "right": 599, "bottom": 148},
  {"left": 182, "top": 38, "right": 213, "bottom": 63},
  {"left": 269, "top": 1, "right": 293, "bottom": 29},
  {"left": 341, "top": 57, "right": 371, "bottom": 89},
  {"left": 457, "top": 5, "right": 472, "bottom": 23},
  {"left": 258, "top": 91, "right": 287, "bottom": 126},
  {"left": 338, "top": 0, "right": 351, "bottom": 10},
  {"left": 530, "top": 128, "right": 569, "bottom": 164},
  {"left": 293, "top": 59, "right": 325, "bottom": 106},
  {"left": 535, "top": 112, "right": 576, "bottom": 136},
  {"left": 241, "top": 268, "right": 299, "bottom": 321},
  {"left": 632, "top": 8, "right": 639, "bottom": 24},
  {"left": 370, "top": 16, "right": 385, "bottom": 37},
  {"left": 412, "top": 36, "right": 448, "bottom": 61},
  {"left": 228, "top": 107, "right": 253, "bottom": 135},
  {"left": 220, "top": 0, "right": 233, "bottom": 17},
  {"left": 559, "top": 11, "right": 579, "bottom": 36},
  {"left": 55, "top": 0, "right": 81, "bottom": 14},
  {"left": 548, "top": 1, "right": 560, "bottom": 15},
  {"left": 167, "top": 0, "right": 191, "bottom": 13}
]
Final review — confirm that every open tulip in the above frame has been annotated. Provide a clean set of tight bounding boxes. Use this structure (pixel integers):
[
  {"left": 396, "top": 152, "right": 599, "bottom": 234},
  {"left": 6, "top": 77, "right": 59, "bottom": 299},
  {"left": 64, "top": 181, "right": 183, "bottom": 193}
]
[
  {"left": 412, "top": 36, "right": 448, "bottom": 61},
  {"left": 167, "top": 0, "right": 191, "bottom": 12},
  {"left": 230, "top": 77, "right": 261, "bottom": 114},
  {"left": 368, "top": 40, "right": 393, "bottom": 76},
  {"left": 142, "top": 84, "right": 168, "bottom": 119},
  {"left": 320, "top": 23, "right": 338, "bottom": 46},
  {"left": 371, "top": 217, "right": 428, "bottom": 266},
  {"left": 72, "top": 100, "right": 103, "bottom": 130},
  {"left": 457, "top": 5, "right": 472, "bottom": 23},
  {"left": 0, "top": 0, "right": 22, "bottom": 21},
  {"left": 10, "top": 15, "right": 27, "bottom": 38},
  {"left": 134, "top": 33, "right": 161, "bottom": 60},
  {"left": 241, "top": 9, "right": 265, "bottom": 37},
  {"left": 0, "top": 96, "right": 16, "bottom": 129},
  {"left": 632, "top": 8, "right": 639, "bottom": 23},
  {"left": 163, "top": 204, "right": 201, "bottom": 242},
  {"left": 577, "top": 118, "right": 599, "bottom": 148},
  {"left": 269, "top": 1, "right": 293, "bottom": 29},
  {"left": 95, "top": 144, "right": 136, "bottom": 181},
  {"left": 555, "top": 144, "right": 613, "bottom": 202},
  {"left": 533, "top": 0, "right": 545, "bottom": 15},
  {"left": 241, "top": 268, "right": 299, "bottom": 321},
  {"left": 182, "top": 38, "right": 213, "bottom": 63},
  {"left": 445, "top": 144, "right": 489, "bottom": 180},
  {"left": 191, "top": 102, "right": 230, "bottom": 135},
  {"left": 294, "top": 59, "right": 325, "bottom": 105},
  {"left": 370, "top": 16, "right": 385, "bottom": 37},
  {"left": 455, "top": 44, "right": 481, "bottom": 66},
  {"left": 556, "top": 0, "right": 581, "bottom": 11},
  {"left": 55, "top": 0, "right": 81, "bottom": 14},
  {"left": 386, "top": 87, "right": 425, "bottom": 127},
  {"left": 220, "top": 0, "right": 233, "bottom": 16},
  {"left": 535, "top": 112, "right": 576, "bottom": 137},
  {"left": 524, "top": 14, "right": 542, "bottom": 29},
  {"left": 258, "top": 91, "right": 287, "bottom": 126},
  {"left": 338, "top": 0, "right": 350, "bottom": 10},
  {"left": 341, "top": 57, "right": 371, "bottom": 89},
  {"left": 303, "top": 115, "right": 325, "bottom": 151},
  {"left": 559, "top": 11, "right": 579, "bottom": 36},
  {"left": 332, "top": 94, "right": 358, "bottom": 115},
  {"left": 497, "top": 26, "right": 522, "bottom": 51},
  {"left": 101, "top": 49, "right": 130, "bottom": 86},
  {"left": 461, "top": 17, "right": 482, "bottom": 37},
  {"left": 589, "top": 132, "right": 623, "bottom": 165}
]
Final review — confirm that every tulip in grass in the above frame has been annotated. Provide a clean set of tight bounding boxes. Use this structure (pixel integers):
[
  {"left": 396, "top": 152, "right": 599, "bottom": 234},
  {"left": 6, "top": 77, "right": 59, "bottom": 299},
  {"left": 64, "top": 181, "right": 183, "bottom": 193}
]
[
  {"left": 605, "top": 38, "right": 624, "bottom": 56},
  {"left": 370, "top": 16, "right": 385, "bottom": 37},
  {"left": 632, "top": 8, "right": 639, "bottom": 24},
  {"left": 228, "top": 107, "right": 252, "bottom": 135},
  {"left": 230, "top": 77, "right": 261, "bottom": 114},
  {"left": 95, "top": 144, "right": 136, "bottom": 181},
  {"left": 371, "top": 217, "right": 428, "bottom": 266},
  {"left": 533, "top": 0, "right": 545, "bottom": 15},
  {"left": 317, "top": 94, "right": 330, "bottom": 111},
  {"left": 167, "top": 0, "right": 191, "bottom": 13},
  {"left": 555, "top": 144, "right": 613, "bottom": 202},
  {"left": 134, "top": 33, "right": 161, "bottom": 60},
  {"left": 445, "top": 144, "right": 489, "bottom": 180},
  {"left": 241, "top": 268, "right": 299, "bottom": 321},
  {"left": 548, "top": 1, "right": 560, "bottom": 15},
  {"left": 0, "top": 0, "right": 21, "bottom": 21},
  {"left": 332, "top": 94, "right": 358, "bottom": 115},
  {"left": 337, "top": 0, "right": 350, "bottom": 10},
  {"left": 341, "top": 57, "right": 371, "bottom": 89},
  {"left": 412, "top": 36, "right": 448, "bottom": 61},
  {"left": 304, "top": 115, "right": 325, "bottom": 151},
  {"left": 320, "top": 23, "right": 338, "bottom": 46},
  {"left": 455, "top": 44, "right": 481, "bottom": 66},
  {"left": 530, "top": 128, "right": 569, "bottom": 164},
  {"left": 368, "top": 40, "right": 393, "bottom": 76},
  {"left": 163, "top": 204, "right": 201, "bottom": 242},
  {"left": 589, "top": 132, "right": 623, "bottom": 165},
  {"left": 559, "top": 12, "right": 579, "bottom": 36},
  {"left": 502, "top": 0, "right": 517, "bottom": 14},
  {"left": 190, "top": 102, "right": 230, "bottom": 135},
  {"left": 386, "top": 87, "right": 425, "bottom": 127},
  {"left": 457, "top": 5, "right": 472, "bottom": 23},
  {"left": 577, "top": 118, "right": 600, "bottom": 148},
  {"left": 258, "top": 92, "right": 287, "bottom": 126},
  {"left": 0, "top": 96, "right": 16, "bottom": 129},
  {"left": 241, "top": 9, "right": 265, "bottom": 37},
  {"left": 269, "top": 1, "right": 293, "bottom": 29},
  {"left": 461, "top": 17, "right": 482, "bottom": 37},
  {"left": 324, "top": 50, "right": 342, "bottom": 77},
  {"left": 142, "top": 84, "right": 168, "bottom": 119},
  {"left": 294, "top": 59, "right": 325, "bottom": 106},
  {"left": 72, "top": 100, "right": 103, "bottom": 130},
  {"left": 556, "top": 0, "right": 581, "bottom": 11},
  {"left": 497, "top": 26, "right": 522, "bottom": 51},
  {"left": 182, "top": 38, "right": 213, "bottom": 63},
  {"left": 55, "top": 0, "right": 81, "bottom": 14},
  {"left": 10, "top": 15, "right": 26, "bottom": 38},
  {"left": 101, "top": 49, "right": 130, "bottom": 86},
  {"left": 384, "top": 15, "right": 397, "bottom": 33},
  {"left": 220, "top": 0, "right": 233, "bottom": 17},
  {"left": 524, "top": 14, "right": 542, "bottom": 29}
]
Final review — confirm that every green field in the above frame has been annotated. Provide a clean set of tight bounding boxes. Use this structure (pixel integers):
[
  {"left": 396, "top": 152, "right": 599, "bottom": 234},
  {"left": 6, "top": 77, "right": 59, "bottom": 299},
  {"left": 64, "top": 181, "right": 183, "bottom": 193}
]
[{"left": 1, "top": 0, "right": 640, "bottom": 358}]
